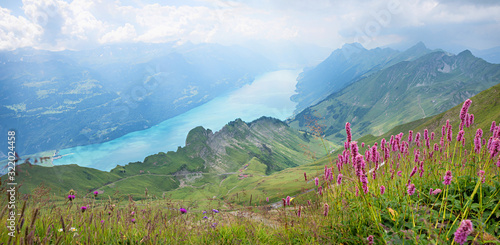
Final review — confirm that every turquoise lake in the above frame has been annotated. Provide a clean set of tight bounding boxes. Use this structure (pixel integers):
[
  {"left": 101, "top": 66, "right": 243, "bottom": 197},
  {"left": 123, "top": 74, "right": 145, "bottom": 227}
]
[{"left": 53, "top": 70, "right": 301, "bottom": 171}]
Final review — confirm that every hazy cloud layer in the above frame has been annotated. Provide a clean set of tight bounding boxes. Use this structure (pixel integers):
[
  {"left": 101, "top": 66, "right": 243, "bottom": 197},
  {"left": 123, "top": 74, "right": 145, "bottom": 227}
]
[{"left": 0, "top": 0, "right": 498, "bottom": 51}]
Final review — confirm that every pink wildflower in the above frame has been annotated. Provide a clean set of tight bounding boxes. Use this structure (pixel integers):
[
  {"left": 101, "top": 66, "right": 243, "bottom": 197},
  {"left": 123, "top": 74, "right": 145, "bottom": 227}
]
[
  {"left": 380, "top": 185, "right": 385, "bottom": 195},
  {"left": 407, "top": 184, "right": 415, "bottom": 196},
  {"left": 337, "top": 173, "right": 343, "bottom": 185},
  {"left": 360, "top": 174, "right": 369, "bottom": 194},
  {"left": 324, "top": 203, "right": 329, "bottom": 216},
  {"left": 314, "top": 177, "right": 319, "bottom": 186},
  {"left": 457, "top": 130, "right": 465, "bottom": 142},
  {"left": 345, "top": 122, "right": 352, "bottom": 143},
  {"left": 367, "top": 235, "right": 374, "bottom": 245},
  {"left": 454, "top": 220, "right": 473, "bottom": 245},
  {"left": 410, "top": 166, "right": 418, "bottom": 178},
  {"left": 351, "top": 141, "right": 359, "bottom": 158},
  {"left": 432, "top": 189, "right": 442, "bottom": 195},
  {"left": 447, "top": 127, "right": 453, "bottom": 142},
  {"left": 415, "top": 132, "right": 421, "bottom": 143},
  {"left": 304, "top": 172, "right": 307, "bottom": 181},
  {"left": 490, "top": 138, "right": 500, "bottom": 158},
  {"left": 443, "top": 171, "right": 453, "bottom": 185},
  {"left": 491, "top": 121, "right": 496, "bottom": 133},
  {"left": 460, "top": 99, "right": 472, "bottom": 121}
]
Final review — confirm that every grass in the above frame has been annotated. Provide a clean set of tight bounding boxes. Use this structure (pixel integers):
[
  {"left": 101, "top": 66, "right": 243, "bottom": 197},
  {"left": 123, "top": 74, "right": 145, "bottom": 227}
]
[{"left": 1, "top": 97, "right": 500, "bottom": 244}]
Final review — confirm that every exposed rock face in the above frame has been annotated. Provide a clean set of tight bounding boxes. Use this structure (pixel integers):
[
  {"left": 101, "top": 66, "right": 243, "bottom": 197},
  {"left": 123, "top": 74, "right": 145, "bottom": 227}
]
[{"left": 183, "top": 116, "right": 314, "bottom": 174}]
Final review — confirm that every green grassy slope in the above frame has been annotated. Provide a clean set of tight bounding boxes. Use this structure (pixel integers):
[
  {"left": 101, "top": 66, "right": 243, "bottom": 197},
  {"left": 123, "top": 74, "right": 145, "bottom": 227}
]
[
  {"left": 289, "top": 50, "right": 500, "bottom": 145},
  {"left": 4, "top": 164, "right": 121, "bottom": 196},
  {"left": 3, "top": 117, "right": 334, "bottom": 201},
  {"left": 357, "top": 82, "right": 500, "bottom": 147}
]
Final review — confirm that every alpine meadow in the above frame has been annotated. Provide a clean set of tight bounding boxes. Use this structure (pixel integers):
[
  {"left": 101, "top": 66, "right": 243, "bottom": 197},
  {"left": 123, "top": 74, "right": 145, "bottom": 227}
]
[{"left": 1, "top": 1, "right": 500, "bottom": 244}]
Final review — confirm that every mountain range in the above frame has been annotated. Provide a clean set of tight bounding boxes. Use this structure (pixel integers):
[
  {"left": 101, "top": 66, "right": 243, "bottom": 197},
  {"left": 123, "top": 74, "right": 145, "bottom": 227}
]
[
  {"left": 289, "top": 45, "right": 500, "bottom": 144},
  {"left": 291, "top": 42, "right": 434, "bottom": 113},
  {"left": 0, "top": 42, "right": 275, "bottom": 157},
  {"left": 5, "top": 116, "right": 330, "bottom": 200},
  {"left": 2, "top": 41, "right": 500, "bottom": 205}
]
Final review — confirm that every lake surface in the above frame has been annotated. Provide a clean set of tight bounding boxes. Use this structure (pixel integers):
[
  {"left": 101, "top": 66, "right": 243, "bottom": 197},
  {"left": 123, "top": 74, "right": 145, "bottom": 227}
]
[{"left": 53, "top": 69, "right": 301, "bottom": 171}]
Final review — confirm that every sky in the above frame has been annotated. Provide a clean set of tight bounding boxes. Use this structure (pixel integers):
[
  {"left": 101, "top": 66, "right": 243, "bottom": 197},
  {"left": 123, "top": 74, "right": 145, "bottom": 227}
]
[{"left": 0, "top": 0, "right": 499, "bottom": 52}]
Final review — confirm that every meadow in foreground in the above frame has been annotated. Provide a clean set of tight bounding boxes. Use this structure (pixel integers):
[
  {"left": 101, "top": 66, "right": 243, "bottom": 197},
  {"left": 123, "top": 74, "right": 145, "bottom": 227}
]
[{"left": 1, "top": 98, "right": 499, "bottom": 244}]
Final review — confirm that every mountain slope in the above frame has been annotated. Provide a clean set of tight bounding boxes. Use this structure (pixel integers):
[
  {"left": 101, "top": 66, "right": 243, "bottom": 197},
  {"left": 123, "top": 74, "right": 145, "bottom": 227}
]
[
  {"left": 288, "top": 50, "right": 500, "bottom": 144},
  {"left": 3, "top": 117, "right": 333, "bottom": 199},
  {"left": 291, "top": 42, "right": 433, "bottom": 113},
  {"left": 357, "top": 82, "right": 500, "bottom": 146}
]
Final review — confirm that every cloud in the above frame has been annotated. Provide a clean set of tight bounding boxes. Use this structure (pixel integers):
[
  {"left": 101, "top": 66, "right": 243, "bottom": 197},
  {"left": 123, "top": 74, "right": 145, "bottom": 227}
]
[
  {"left": 99, "top": 23, "right": 136, "bottom": 43},
  {"left": 0, "top": 7, "right": 39, "bottom": 50},
  {"left": 0, "top": 0, "right": 498, "bottom": 51}
]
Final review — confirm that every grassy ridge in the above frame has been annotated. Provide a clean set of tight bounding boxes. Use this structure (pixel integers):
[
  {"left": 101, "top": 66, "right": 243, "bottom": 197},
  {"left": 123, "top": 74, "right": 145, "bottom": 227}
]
[
  {"left": 357, "top": 82, "right": 500, "bottom": 147},
  {"left": 289, "top": 50, "right": 500, "bottom": 146},
  {"left": 2, "top": 117, "right": 334, "bottom": 202}
]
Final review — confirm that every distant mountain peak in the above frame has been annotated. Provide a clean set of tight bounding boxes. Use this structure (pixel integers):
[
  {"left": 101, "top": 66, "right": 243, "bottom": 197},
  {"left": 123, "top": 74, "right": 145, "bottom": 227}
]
[
  {"left": 339, "top": 42, "right": 366, "bottom": 59},
  {"left": 341, "top": 42, "right": 366, "bottom": 50},
  {"left": 410, "top": 41, "right": 427, "bottom": 50},
  {"left": 458, "top": 49, "right": 474, "bottom": 57}
]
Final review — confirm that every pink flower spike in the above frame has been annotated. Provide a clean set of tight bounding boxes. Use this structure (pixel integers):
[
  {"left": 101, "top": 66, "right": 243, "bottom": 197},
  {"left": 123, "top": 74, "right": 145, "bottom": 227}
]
[
  {"left": 345, "top": 122, "right": 352, "bottom": 143},
  {"left": 337, "top": 174, "right": 343, "bottom": 185},
  {"left": 380, "top": 185, "right": 385, "bottom": 195},
  {"left": 432, "top": 189, "right": 442, "bottom": 195},
  {"left": 314, "top": 177, "right": 319, "bottom": 186},
  {"left": 454, "top": 220, "right": 473, "bottom": 245},
  {"left": 459, "top": 99, "right": 472, "bottom": 121},
  {"left": 323, "top": 203, "right": 329, "bottom": 216},
  {"left": 407, "top": 184, "right": 415, "bottom": 196},
  {"left": 457, "top": 130, "right": 464, "bottom": 142},
  {"left": 443, "top": 171, "right": 453, "bottom": 185},
  {"left": 410, "top": 166, "right": 418, "bottom": 178}
]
